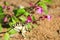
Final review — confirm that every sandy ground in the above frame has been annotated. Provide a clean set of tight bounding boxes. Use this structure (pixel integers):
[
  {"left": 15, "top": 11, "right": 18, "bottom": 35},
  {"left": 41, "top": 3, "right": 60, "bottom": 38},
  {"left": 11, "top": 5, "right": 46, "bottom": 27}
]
[{"left": 0, "top": 0, "right": 60, "bottom": 40}]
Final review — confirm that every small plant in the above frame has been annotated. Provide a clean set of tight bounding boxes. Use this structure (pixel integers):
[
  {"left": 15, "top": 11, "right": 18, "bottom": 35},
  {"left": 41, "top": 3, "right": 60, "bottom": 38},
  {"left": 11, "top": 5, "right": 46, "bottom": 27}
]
[{"left": 0, "top": 0, "right": 52, "bottom": 40}]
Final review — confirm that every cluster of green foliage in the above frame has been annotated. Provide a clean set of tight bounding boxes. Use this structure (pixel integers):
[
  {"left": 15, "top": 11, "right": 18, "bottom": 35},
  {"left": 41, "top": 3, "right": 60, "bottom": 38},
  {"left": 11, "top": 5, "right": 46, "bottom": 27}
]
[{"left": 0, "top": 6, "right": 35, "bottom": 40}]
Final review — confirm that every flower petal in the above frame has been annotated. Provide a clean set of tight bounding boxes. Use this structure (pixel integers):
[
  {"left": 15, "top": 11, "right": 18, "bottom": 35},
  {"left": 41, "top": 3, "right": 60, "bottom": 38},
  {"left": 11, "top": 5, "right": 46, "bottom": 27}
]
[
  {"left": 27, "top": 16, "right": 32, "bottom": 20},
  {"left": 4, "top": 17, "right": 8, "bottom": 22},
  {"left": 36, "top": 7, "right": 43, "bottom": 14},
  {"left": 47, "top": 15, "right": 51, "bottom": 21},
  {"left": 19, "top": 5, "right": 24, "bottom": 8},
  {"left": 26, "top": 19, "right": 32, "bottom": 23},
  {"left": 26, "top": 16, "right": 32, "bottom": 23},
  {"left": 3, "top": 5, "right": 6, "bottom": 9}
]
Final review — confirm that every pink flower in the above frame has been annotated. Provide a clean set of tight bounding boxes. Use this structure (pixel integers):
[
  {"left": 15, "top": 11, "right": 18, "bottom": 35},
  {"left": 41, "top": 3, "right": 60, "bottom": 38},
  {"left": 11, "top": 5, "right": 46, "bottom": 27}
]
[
  {"left": 4, "top": 17, "right": 8, "bottom": 22},
  {"left": 26, "top": 20, "right": 31, "bottom": 23},
  {"left": 47, "top": 15, "right": 51, "bottom": 21},
  {"left": 26, "top": 16, "right": 32, "bottom": 23},
  {"left": 3, "top": 5, "right": 10, "bottom": 10},
  {"left": 27, "top": 16, "right": 32, "bottom": 20},
  {"left": 36, "top": 7, "right": 43, "bottom": 14},
  {"left": 29, "top": 2, "right": 43, "bottom": 14},
  {"left": 3, "top": 5, "right": 7, "bottom": 9}
]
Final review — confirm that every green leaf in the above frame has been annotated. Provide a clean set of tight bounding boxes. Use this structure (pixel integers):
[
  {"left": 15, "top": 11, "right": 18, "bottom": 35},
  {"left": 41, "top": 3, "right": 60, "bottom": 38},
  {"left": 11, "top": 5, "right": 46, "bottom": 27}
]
[
  {"left": 9, "top": 17, "right": 16, "bottom": 27},
  {"left": 19, "top": 16, "right": 26, "bottom": 23},
  {"left": 9, "top": 16, "right": 19, "bottom": 27},
  {"left": 0, "top": 6, "right": 4, "bottom": 15},
  {"left": 37, "top": 2, "right": 48, "bottom": 14},
  {"left": 32, "top": 24, "right": 37, "bottom": 28},
  {"left": 4, "top": 1, "right": 9, "bottom": 6},
  {"left": 41, "top": 0, "right": 52, "bottom": 3},
  {"left": 25, "top": 23, "right": 31, "bottom": 30},
  {"left": 0, "top": 6, "right": 5, "bottom": 23},
  {"left": 0, "top": 24, "right": 2, "bottom": 33},
  {"left": 13, "top": 16, "right": 20, "bottom": 22},
  {"left": 31, "top": 16, "right": 35, "bottom": 21},
  {"left": 4, "top": 33, "right": 10, "bottom": 40},
  {"left": 0, "top": 13, "right": 4, "bottom": 15},
  {"left": 0, "top": 14, "right": 5, "bottom": 23},
  {"left": 12, "top": 17, "right": 16, "bottom": 24},
  {"left": 16, "top": 8, "right": 25, "bottom": 16},
  {"left": 13, "top": 9, "right": 17, "bottom": 16},
  {"left": 8, "top": 29, "right": 17, "bottom": 35},
  {"left": 0, "top": 6, "right": 3, "bottom": 11},
  {"left": 9, "top": 22, "right": 14, "bottom": 27},
  {"left": 24, "top": 12, "right": 30, "bottom": 17}
]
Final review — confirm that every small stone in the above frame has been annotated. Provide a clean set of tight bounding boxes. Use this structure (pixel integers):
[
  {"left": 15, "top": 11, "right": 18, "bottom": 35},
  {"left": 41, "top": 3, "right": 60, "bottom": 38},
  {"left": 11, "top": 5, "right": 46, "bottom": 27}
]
[{"left": 57, "top": 30, "right": 60, "bottom": 34}]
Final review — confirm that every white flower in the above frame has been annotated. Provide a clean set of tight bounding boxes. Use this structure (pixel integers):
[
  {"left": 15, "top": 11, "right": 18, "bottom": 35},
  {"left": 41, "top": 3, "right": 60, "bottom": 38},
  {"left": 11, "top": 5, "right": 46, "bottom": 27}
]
[
  {"left": 14, "top": 24, "right": 23, "bottom": 32},
  {"left": 14, "top": 26, "right": 23, "bottom": 32},
  {"left": 22, "top": 27, "right": 27, "bottom": 37},
  {"left": 19, "top": 5, "right": 24, "bottom": 8}
]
